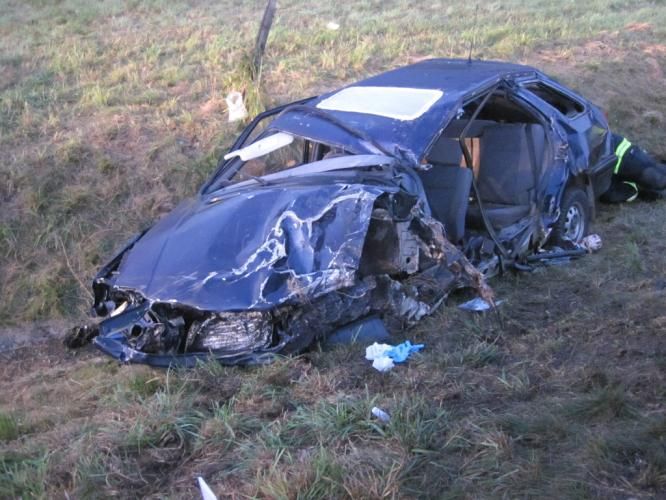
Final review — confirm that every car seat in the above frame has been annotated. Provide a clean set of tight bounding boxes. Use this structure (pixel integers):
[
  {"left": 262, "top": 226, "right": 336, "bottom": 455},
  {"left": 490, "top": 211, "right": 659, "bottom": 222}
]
[
  {"left": 417, "top": 121, "right": 498, "bottom": 243},
  {"left": 466, "top": 123, "right": 546, "bottom": 228},
  {"left": 418, "top": 161, "right": 473, "bottom": 243}
]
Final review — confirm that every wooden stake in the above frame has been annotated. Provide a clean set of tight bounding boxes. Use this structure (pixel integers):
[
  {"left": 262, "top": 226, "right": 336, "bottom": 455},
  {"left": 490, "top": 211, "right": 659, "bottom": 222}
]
[{"left": 252, "top": 0, "right": 277, "bottom": 81}]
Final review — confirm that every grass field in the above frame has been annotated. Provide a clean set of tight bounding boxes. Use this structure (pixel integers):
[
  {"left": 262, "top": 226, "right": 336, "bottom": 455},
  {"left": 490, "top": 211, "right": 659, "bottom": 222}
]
[{"left": 1, "top": 0, "right": 665, "bottom": 497}]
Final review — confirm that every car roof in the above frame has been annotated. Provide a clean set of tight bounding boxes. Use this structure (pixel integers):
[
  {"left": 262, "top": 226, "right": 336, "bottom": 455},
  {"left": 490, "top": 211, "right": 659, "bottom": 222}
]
[
  {"left": 273, "top": 58, "right": 537, "bottom": 162},
  {"left": 351, "top": 58, "right": 533, "bottom": 93}
]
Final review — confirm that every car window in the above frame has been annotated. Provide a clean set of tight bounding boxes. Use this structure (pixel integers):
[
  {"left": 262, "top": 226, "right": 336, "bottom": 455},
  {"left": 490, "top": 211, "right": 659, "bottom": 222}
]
[
  {"left": 231, "top": 133, "right": 308, "bottom": 183},
  {"left": 523, "top": 82, "right": 585, "bottom": 118}
]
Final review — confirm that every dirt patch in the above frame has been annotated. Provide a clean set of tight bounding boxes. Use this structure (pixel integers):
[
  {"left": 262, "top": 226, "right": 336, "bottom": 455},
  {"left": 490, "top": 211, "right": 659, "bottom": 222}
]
[{"left": 0, "top": 320, "right": 69, "bottom": 354}]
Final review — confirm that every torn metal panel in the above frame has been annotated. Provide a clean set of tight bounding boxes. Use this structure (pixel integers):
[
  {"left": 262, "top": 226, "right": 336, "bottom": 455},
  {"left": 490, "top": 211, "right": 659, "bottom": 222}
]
[
  {"left": 101, "top": 183, "right": 385, "bottom": 311},
  {"left": 75, "top": 185, "right": 492, "bottom": 367}
]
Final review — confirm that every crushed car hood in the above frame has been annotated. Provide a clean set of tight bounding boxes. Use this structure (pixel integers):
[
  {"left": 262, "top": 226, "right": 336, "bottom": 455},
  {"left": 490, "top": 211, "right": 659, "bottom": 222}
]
[{"left": 112, "top": 181, "right": 389, "bottom": 311}]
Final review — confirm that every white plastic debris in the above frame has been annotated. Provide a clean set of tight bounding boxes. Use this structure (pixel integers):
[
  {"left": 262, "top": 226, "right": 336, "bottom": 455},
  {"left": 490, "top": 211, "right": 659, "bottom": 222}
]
[
  {"left": 371, "top": 406, "right": 391, "bottom": 422},
  {"left": 580, "top": 233, "right": 602, "bottom": 253},
  {"left": 224, "top": 132, "right": 294, "bottom": 161},
  {"left": 364, "top": 341, "right": 424, "bottom": 372},
  {"left": 365, "top": 342, "right": 392, "bottom": 360},
  {"left": 326, "top": 21, "right": 340, "bottom": 30},
  {"left": 365, "top": 342, "right": 394, "bottom": 372},
  {"left": 372, "top": 356, "right": 395, "bottom": 372},
  {"left": 198, "top": 477, "right": 218, "bottom": 500},
  {"left": 225, "top": 91, "right": 248, "bottom": 123},
  {"left": 458, "top": 297, "right": 504, "bottom": 312}
]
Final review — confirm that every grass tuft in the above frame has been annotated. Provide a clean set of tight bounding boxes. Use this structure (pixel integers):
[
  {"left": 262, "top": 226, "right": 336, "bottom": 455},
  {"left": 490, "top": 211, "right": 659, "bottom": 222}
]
[
  {"left": 588, "top": 416, "right": 666, "bottom": 490},
  {"left": 0, "top": 412, "right": 20, "bottom": 441},
  {"left": 566, "top": 385, "right": 639, "bottom": 421},
  {"left": 496, "top": 411, "right": 570, "bottom": 447},
  {"left": 0, "top": 453, "right": 48, "bottom": 498},
  {"left": 254, "top": 446, "right": 347, "bottom": 499},
  {"left": 281, "top": 396, "right": 373, "bottom": 447}
]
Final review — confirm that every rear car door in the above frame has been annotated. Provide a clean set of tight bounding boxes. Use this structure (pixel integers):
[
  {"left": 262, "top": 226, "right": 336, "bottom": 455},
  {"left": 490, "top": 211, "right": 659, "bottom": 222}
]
[{"left": 516, "top": 77, "right": 614, "bottom": 195}]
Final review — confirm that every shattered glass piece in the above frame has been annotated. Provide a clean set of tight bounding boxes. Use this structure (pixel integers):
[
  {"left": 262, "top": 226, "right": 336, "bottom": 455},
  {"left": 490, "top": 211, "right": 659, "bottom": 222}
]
[{"left": 458, "top": 297, "right": 504, "bottom": 312}]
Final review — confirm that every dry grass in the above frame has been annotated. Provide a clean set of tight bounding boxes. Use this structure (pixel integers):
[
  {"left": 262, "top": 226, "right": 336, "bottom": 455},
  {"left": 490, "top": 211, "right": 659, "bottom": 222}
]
[{"left": 1, "top": 0, "right": 666, "bottom": 498}]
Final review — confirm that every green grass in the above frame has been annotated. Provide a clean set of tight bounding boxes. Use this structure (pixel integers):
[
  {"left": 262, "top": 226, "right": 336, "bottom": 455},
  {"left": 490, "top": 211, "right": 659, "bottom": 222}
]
[
  {"left": 0, "top": 412, "right": 20, "bottom": 441},
  {"left": 565, "top": 385, "right": 639, "bottom": 421},
  {"left": 1, "top": 0, "right": 666, "bottom": 497},
  {"left": 0, "top": 453, "right": 48, "bottom": 499}
]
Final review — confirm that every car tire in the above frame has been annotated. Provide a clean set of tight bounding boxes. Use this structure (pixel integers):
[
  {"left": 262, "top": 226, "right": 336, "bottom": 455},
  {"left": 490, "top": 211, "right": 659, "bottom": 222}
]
[{"left": 551, "top": 187, "right": 590, "bottom": 245}]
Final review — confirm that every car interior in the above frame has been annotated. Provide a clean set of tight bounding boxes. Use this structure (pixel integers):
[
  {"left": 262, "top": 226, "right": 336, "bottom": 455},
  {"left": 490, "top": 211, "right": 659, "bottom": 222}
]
[{"left": 421, "top": 90, "right": 549, "bottom": 244}]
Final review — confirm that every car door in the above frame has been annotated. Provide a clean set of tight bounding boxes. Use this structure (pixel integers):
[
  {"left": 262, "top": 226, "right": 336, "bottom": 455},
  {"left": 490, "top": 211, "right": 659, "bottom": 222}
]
[{"left": 516, "top": 76, "right": 614, "bottom": 196}]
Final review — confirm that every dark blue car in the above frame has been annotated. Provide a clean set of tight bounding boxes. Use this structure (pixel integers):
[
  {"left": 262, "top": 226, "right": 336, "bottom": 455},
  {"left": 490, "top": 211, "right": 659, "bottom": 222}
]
[{"left": 73, "top": 59, "right": 616, "bottom": 366}]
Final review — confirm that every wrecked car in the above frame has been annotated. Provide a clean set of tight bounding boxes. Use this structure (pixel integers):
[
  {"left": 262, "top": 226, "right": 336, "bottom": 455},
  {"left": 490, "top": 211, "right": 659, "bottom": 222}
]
[{"left": 68, "top": 59, "right": 616, "bottom": 366}]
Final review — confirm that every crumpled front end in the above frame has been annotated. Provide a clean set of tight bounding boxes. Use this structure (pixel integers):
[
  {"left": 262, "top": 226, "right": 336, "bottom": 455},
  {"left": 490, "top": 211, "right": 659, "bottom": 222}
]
[{"left": 68, "top": 181, "right": 492, "bottom": 367}]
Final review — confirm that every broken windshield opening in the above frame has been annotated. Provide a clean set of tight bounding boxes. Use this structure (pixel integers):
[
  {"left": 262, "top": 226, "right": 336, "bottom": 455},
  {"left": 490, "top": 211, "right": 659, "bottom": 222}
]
[
  {"left": 227, "top": 133, "right": 309, "bottom": 184},
  {"left": 209, "top": 131, "right": 355, "bottom": 190},
  {"left": 224, "top": 132, "right": 295, "bottom": 162},
  {"left": 278, "top": 105, "right": 392, "bottom": 157}
]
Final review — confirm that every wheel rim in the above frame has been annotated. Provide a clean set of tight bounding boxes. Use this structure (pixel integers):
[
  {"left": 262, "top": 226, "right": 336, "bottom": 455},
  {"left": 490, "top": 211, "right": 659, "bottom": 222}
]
[{"left": 563, "top": 202, "right": 584, "bottom": 242}]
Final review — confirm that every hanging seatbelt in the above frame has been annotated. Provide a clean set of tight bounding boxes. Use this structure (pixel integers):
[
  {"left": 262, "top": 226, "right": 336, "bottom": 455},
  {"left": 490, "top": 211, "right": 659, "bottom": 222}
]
[{"left": 525, "top": 125, "right": 540, "bottom": 208}]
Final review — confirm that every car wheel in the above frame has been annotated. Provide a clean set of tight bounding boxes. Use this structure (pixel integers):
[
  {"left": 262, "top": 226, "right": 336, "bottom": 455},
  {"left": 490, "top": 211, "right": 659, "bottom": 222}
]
[{"left": 552, "top": 187, "right": 590, "bottom": 245}]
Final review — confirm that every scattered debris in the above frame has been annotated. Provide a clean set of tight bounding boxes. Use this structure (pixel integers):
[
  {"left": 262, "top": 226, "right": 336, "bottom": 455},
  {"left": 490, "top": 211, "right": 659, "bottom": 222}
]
[
  {"left": 365, "top": 341, "right": 424, "bottom": 372},
  {"left": 458, "top": 297, "right": 504, "bottom": 312},
  {"left": 366, "top": 343, "right": 395, "bottom": 372},
  {"left": 525, "top": 235, "right": 602, "bottom": 266},
  {"left": 197, "top": 477, "right": 218, "bottom": 500},
  {"left": 526, "top": 248, "right": 587, "bottom": 264},
  {"left": 580, "top": 233, "right": 602, "bottom": 253},
  {"left": 225, "top": 91, "right": 248, "bottom": 122},
  {"left": 371, "top": 406, "right": 391, "bottom": 422}
]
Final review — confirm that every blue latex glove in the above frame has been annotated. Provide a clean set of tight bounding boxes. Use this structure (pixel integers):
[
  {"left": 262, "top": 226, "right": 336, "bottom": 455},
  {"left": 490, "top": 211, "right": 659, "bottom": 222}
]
[{"left": 386, "top": 340, "right": 424, "bottom": 363}]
